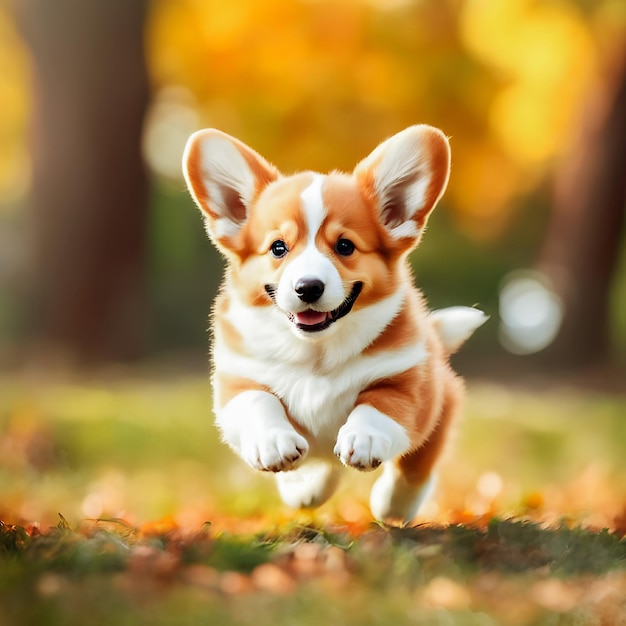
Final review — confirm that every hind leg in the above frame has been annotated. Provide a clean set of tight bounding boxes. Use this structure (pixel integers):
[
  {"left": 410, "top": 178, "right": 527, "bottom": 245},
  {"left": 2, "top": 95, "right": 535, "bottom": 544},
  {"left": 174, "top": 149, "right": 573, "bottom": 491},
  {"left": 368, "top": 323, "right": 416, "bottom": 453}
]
[
  {"left": 370, "top": 381, "right": 460, "bottom": 525},
  {"left": 275, "top": 460, "right": 340, "bottom": 509},
  {"left": 370, "top": 462, "right": 437, "bottom": 525}
]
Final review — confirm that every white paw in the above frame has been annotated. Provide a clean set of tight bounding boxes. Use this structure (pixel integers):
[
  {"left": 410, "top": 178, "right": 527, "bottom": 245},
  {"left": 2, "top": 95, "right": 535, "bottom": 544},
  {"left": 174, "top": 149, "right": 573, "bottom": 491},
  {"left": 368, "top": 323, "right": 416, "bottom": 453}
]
[
  {"left": 334, "top": 428, "right": 389, "bottom": 471},
  {"left": 334, "top": 405, "right": 410, "bottom": 472},
  {"left": 241, "top": 428, "right": 309, "bottom": 472}
]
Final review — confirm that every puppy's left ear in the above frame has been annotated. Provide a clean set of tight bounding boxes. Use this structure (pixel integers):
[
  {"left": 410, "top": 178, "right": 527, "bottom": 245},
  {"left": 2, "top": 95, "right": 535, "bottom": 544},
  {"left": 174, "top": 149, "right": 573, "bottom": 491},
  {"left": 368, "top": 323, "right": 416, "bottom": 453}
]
[{"left": 354, "top": 125, "right": 450, "bottom": 243}]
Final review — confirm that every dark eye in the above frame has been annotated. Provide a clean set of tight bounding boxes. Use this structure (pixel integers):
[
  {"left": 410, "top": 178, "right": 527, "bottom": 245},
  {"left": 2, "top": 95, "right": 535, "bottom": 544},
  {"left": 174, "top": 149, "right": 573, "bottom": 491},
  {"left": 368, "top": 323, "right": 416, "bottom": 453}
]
[
  {"left": 270, "top": 240, "right": 289, "bottom": 258},
  {"left": 335, "top": 238, "right": 355, "bottom": 256}
]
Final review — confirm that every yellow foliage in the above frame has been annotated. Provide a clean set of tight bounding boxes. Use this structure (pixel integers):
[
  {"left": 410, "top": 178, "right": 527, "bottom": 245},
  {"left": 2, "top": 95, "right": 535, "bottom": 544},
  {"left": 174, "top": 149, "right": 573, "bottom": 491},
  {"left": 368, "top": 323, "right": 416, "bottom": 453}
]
[
  {"left": 448, "top": 142, "right": 526, "bottom": 240},
  {"left": 461, "top": 0, "right": 596, "bottom": 164},
  {"left": 0, "top": 7, "right": 31, "bottom": 207}
]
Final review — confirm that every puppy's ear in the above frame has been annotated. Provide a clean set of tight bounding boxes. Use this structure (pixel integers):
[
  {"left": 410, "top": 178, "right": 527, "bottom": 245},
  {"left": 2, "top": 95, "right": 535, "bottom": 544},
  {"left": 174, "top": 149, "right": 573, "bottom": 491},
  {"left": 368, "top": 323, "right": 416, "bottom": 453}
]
[
  {"left": 354, "top": 125, "right": 450, "bottom": 243},
  {"left": 183, "top": 129, "right": 280, "bottom": 250}
]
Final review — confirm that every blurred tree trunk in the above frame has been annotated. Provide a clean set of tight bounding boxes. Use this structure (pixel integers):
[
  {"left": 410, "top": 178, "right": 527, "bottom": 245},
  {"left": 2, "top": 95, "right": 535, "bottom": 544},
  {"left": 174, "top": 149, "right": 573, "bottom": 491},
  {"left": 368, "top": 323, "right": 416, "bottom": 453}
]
[
  {"left": 16, "top": 0, "right": 150, "bottom": 362},
  {"left": 537, "top": 46, "right": 626, "bottom": 369}
]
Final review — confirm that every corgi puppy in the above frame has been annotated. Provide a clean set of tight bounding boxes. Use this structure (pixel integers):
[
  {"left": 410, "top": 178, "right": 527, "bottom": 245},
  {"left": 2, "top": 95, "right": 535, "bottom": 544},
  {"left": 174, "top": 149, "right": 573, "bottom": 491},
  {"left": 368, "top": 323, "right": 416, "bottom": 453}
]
[{"left": 183, "top": 125, "right": 486, "bottom": 524}]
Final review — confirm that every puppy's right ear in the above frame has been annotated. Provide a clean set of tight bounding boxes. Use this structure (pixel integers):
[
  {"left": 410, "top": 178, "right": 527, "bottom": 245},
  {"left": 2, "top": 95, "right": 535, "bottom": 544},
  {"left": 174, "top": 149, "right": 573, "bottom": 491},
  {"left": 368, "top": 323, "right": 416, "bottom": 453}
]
[{"left": 182, "top": 129, "right": 280, "bottom": 252}]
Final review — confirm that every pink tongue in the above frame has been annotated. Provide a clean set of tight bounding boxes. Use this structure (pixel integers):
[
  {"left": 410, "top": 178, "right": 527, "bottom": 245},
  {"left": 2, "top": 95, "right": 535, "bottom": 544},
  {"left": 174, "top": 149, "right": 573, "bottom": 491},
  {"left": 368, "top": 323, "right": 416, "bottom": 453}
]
[{"left": 296, "top": 310, "right": 327, "bottom": 326}]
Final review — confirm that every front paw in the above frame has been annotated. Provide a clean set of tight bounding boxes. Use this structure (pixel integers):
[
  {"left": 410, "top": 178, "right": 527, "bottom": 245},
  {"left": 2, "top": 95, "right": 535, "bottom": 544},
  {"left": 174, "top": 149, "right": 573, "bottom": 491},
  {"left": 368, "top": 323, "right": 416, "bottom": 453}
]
[
  {"left": 333, "top": 428, "right": 390, "bottom": 471},
  {"left": 334, "top": 405, "right": 410, "bottom": 471},
  {"left": 241, "top": 429, "right": 309, "bottom": 472}
]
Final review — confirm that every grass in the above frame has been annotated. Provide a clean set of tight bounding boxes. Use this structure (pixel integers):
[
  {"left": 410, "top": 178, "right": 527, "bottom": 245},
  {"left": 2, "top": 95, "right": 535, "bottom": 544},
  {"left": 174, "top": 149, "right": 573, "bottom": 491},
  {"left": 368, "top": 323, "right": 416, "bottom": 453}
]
[{"left": 1, "top": 369, "right": 626, "bottom": 625}]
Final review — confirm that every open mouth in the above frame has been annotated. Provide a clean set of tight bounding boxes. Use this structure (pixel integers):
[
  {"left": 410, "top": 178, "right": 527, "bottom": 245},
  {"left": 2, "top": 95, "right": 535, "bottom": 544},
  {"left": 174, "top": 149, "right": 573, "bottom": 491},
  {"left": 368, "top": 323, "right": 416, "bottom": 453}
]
[{"left": 264, "top": 282, "right": 363, "bottom": 333}]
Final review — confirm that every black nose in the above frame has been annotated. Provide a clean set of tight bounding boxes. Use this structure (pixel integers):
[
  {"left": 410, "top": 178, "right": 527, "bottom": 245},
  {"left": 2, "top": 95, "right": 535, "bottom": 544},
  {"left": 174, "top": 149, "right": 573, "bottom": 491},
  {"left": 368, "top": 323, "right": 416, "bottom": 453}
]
[{"left": 295, "top": 278, "right": 325, "bottom": 303}]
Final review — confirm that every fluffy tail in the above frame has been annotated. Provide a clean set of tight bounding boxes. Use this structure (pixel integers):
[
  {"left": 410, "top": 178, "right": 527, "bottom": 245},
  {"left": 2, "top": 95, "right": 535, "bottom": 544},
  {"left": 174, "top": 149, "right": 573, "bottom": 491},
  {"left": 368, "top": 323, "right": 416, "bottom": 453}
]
[{"left": 430, "top": 306, "right": 488, "bottom": 354}]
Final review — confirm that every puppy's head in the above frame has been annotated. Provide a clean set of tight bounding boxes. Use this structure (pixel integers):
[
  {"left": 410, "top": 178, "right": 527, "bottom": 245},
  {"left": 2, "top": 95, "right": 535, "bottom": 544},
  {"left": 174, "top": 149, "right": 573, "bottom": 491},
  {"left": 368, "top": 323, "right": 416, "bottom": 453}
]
[{"left": 183, "top": 126, "right": 450, "bottom": 339}]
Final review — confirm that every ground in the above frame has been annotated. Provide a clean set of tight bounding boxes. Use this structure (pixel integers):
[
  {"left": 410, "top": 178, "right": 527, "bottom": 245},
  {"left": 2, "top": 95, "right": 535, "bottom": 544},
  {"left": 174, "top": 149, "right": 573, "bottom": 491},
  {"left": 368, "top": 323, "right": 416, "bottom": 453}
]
[{"left": 1, "top": 368, "right": 625, "bottom": 625}]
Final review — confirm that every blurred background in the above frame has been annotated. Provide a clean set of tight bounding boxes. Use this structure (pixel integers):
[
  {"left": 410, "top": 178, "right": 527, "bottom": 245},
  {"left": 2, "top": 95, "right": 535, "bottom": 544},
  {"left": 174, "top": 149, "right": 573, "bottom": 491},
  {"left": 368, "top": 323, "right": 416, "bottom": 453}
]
[
  {"left": 0, "top": 0, "right": 624, "bottom": 376},
  {"left": 0, "top": 0, "right": 625, "bottom": 531}
]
